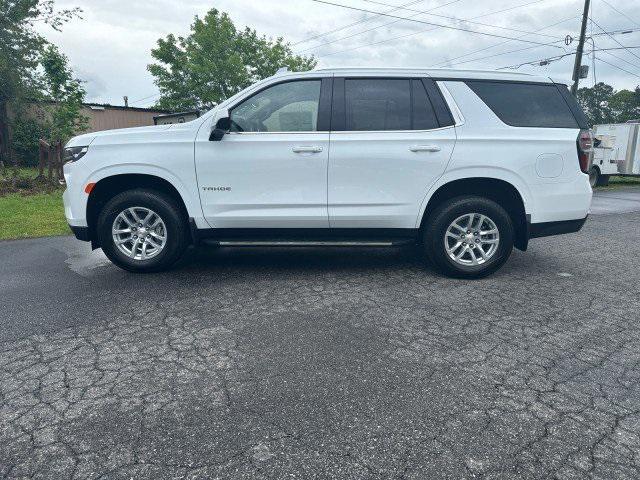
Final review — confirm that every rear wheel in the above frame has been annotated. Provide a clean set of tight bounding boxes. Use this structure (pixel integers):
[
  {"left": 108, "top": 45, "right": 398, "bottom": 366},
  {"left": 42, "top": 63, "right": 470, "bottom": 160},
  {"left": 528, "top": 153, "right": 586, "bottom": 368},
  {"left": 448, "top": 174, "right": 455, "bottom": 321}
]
[
  {"left": 423, "top": 196, "right": 514, "bottom": 279},
  {"left": 597, "top": 174, "right": 610, "bottom": 187},
  {"left": 97, "top": 189, "right": 188, "bottom": 273}
]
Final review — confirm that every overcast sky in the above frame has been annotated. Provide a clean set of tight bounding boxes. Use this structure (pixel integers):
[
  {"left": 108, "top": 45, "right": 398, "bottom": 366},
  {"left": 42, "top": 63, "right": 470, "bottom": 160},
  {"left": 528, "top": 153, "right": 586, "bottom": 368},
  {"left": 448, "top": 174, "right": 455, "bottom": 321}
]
[{"left": 36, "top": 0, "right": 640, "bottom": 107}]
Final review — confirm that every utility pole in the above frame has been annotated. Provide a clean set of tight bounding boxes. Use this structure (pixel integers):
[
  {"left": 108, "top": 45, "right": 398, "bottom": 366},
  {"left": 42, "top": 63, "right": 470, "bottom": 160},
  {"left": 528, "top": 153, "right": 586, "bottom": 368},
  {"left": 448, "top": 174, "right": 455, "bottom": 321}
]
[{"left": 571, "top": 0, "right": 591, "bottom": 95}]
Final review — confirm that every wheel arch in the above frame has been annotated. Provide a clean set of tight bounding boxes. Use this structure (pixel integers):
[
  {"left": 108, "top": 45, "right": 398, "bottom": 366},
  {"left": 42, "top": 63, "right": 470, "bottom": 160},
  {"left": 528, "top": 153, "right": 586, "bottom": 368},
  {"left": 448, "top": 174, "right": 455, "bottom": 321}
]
[
  {"left": 86, "top": 173, "right": 191, "bottom": 246},
  {"left": 419, "top": 177, "right": 530, "bottom": 251}
]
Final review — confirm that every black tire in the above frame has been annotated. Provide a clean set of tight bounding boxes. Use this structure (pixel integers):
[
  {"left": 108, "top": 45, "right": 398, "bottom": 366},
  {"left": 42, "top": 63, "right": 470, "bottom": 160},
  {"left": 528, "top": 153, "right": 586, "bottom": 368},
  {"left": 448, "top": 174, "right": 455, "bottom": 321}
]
[
  {"left": 589, "top": 166, "right": 600, "bottom": 188},
  {"left": 97, "top": 189, "right": 188, "bottom": 273},
  {"left": 423, "top": 196, "right": 514, "bottom": 279},
  {"left": 597, "top": 174, "right": 610, "bottom": 187}
]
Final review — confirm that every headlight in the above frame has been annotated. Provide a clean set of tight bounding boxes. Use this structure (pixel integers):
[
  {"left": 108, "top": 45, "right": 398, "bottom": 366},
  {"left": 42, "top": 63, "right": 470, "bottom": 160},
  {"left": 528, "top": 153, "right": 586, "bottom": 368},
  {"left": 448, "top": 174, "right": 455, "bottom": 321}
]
[{"left": 64, "top": 146, "right": 89, "bottom": 163}]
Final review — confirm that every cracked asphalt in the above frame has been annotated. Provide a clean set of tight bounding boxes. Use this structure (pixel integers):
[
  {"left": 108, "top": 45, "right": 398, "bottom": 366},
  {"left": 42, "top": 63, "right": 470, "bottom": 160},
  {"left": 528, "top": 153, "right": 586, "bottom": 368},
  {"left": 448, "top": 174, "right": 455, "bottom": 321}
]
[{"left": 1, "top": 188, "right": 640, "bottom": 479}]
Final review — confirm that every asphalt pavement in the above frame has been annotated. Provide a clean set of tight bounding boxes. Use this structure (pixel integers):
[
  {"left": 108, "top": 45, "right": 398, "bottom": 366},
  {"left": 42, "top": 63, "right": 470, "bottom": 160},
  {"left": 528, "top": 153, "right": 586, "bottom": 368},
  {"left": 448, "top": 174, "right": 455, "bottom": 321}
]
[{"left": 1, "top": 188, "right": 640, "bottom": 479}]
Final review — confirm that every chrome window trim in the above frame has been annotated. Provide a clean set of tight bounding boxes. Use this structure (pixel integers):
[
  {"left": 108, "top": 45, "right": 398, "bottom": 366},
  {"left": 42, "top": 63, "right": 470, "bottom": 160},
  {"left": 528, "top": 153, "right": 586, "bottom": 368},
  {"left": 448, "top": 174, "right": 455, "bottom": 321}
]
[
  {"left": 225, "top": 131, "right": 330, "bottom": 136},
  {"left": 329, "top": 125, "right": 456, "bottom": 135}
]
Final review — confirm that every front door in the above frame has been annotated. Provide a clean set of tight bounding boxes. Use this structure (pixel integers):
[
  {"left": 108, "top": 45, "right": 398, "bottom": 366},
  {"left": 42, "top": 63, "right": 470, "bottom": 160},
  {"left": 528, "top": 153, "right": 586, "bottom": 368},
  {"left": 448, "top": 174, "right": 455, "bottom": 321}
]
[
  {"left": 328, "top": 77, "right": 457, "bottom": 229},
  {"left": 195, "top": 78, "right": 332, "bottom": 229}
]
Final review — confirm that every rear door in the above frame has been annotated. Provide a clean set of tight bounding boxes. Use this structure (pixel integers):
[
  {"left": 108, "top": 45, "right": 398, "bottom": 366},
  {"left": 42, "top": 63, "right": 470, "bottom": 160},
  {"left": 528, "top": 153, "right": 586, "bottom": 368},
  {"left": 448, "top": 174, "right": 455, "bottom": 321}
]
[{"left": 328, "top": 77, "right": 456, "bottom": 229}]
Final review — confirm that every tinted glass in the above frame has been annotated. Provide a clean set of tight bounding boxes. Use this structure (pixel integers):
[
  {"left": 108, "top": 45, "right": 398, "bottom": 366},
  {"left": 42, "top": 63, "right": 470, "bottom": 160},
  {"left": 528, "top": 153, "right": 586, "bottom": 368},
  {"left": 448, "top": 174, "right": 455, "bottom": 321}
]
[
  {"left": 557, "top": 84, "right": 589, "bottom": 128},
  {"left": 230, "top": 80, "right": 321, "bottom": 132},
  {"left": 423, "top": 79, "right": 455, "bottom": 127},
  {"left": 466, "top": 81, "right": 579, "bottom": 128},
  {"left": 345, "top": 79, "right": 411, "bottom": 131},
  {"left": 412, "top": 80, "right": 439, "bottom": 130}
]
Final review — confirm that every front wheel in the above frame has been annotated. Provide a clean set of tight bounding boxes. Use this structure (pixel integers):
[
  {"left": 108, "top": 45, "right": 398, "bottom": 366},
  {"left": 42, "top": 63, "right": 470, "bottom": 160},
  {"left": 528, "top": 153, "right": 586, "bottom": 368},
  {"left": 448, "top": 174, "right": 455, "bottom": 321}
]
[
  {"left": 97, "top": 189, "right": 189, "bottom": 273},
  {"left": 423, "top": 196, "right": 514, "bottom": 279}
]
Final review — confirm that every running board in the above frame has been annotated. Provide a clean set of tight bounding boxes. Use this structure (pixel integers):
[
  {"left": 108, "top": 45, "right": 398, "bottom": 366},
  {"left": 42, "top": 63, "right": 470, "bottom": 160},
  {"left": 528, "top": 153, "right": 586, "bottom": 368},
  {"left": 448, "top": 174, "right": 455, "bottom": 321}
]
[
  {"left": 205, "top": 240, "right": 412, "bottom": 247},
  {"left": 191, "top": 225, "right": 420, "bottom": 247}
]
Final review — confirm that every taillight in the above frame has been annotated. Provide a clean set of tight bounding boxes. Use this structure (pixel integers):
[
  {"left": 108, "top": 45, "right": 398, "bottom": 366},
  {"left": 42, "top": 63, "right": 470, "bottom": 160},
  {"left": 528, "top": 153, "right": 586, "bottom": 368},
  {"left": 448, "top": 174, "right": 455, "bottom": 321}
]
[{"left": 577, "top": 129, "right": 593, "bottom": 174}]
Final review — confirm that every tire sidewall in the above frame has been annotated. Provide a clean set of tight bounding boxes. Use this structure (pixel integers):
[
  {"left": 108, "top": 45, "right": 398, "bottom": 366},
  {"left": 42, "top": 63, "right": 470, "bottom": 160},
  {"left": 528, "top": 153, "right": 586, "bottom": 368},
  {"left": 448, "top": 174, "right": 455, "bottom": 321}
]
[
  {"left": 425, "top": 196, "right": 514, "bottom": 278},
  {"left": 97, "top": 190, "right": 187, "bottom": 272}
]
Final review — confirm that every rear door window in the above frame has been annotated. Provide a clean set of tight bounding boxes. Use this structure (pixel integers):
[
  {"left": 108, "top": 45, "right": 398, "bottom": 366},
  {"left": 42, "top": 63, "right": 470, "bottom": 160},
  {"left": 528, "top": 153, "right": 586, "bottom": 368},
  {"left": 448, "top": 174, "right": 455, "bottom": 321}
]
[
  {"left": 345, "top": 79, "right": 411, "bottom": 131},
  {"left": 466, "top": 80, "right": 580, "bottom": 128},
  {"left": 342, "top": 78, "right": 444, "bottom": 131}
]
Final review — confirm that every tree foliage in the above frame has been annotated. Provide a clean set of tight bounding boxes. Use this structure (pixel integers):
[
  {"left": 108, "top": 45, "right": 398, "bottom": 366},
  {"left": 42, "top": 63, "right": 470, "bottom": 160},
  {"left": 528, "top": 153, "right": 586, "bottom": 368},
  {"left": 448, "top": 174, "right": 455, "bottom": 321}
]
[
  {"left": 0, "top": 0, "right": 81, "bottom": 105},
  {"left": 11, "top": 45, "right": 88, "bottom": 166},
  {"left": 40, "top": 44, "right": 88, "bottom": 142},
  {"left": 148, "top": 9, "right": 317, "bottom": 111},
  {"left": 577, "top": 82, "right": 640, "bottom": 126},
  {"left": 0, "top": 0, "right": 82, "bottom": 166}
]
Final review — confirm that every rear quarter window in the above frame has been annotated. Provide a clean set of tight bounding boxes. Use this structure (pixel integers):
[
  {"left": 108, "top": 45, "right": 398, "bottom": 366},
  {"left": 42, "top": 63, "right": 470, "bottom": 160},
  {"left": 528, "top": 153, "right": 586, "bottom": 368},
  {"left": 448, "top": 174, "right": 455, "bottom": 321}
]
[{"left": 466, "top": 80, "right": 581, "bottom": 128}]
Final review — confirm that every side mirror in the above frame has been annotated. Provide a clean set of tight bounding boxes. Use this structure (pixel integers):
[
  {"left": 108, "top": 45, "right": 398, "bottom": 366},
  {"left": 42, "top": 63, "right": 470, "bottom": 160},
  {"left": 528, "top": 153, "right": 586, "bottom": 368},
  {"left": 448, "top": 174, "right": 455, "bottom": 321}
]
[{"left": 210, "top": 117, "right": 231, "bottom": 142}]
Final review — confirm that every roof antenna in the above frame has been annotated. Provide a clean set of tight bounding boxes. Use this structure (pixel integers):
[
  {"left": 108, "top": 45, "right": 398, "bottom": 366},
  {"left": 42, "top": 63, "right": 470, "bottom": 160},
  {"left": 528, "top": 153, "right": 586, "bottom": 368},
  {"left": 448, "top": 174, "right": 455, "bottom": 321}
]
[{"left": 276, "top": 67, "right": 289, "bottom": 74}]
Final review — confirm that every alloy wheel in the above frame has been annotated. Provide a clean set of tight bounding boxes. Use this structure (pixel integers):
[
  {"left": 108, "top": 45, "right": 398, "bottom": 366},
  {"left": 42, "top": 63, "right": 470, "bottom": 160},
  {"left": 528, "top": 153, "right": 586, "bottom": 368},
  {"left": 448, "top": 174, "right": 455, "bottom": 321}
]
[
  {"left": 112, "top": 207, "right": 167, "bottom": 261},
  {"left": 444, "top": 213, "right": 500, "bottom": 266}
]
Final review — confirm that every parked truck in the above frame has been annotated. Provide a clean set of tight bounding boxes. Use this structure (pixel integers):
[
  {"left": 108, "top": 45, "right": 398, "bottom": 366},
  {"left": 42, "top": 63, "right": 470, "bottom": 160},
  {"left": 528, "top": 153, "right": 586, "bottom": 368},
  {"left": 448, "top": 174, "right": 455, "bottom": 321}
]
[{"left": 590, "top": 121, "right": 640, "bottom": 187}]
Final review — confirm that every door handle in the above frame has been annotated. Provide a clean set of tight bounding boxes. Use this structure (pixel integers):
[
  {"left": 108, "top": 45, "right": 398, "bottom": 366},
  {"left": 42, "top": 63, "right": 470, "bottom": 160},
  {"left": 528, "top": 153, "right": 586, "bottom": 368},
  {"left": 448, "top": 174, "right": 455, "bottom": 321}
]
[
  {"left": 410, "top": 145, "right": 441, "bottom": 153},
  {"left": 292, "top": 146, "right": 323, "bottom": 154}
]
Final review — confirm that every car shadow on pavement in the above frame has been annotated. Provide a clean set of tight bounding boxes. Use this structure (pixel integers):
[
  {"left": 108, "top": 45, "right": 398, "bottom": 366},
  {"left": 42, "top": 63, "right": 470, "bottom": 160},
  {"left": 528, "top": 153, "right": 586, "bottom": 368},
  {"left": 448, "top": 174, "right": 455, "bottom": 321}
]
[{"left": 174, "top": 244, "right": 430, "bottom": 273}]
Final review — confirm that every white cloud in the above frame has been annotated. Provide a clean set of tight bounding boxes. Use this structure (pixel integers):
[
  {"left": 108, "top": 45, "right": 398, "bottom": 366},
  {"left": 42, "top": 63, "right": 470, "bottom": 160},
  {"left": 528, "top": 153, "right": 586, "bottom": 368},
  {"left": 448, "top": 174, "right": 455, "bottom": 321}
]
[{"left": 36, "top": 0, "right": 640, "bottom": 107}]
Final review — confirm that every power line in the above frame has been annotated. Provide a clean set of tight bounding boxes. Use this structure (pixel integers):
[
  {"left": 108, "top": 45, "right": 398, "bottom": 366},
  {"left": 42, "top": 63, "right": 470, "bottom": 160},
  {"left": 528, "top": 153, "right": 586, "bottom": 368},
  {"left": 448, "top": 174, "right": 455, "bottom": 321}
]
[
  {"left": 497, "top": 45, "right": 640, "bottom": 69},
  {"left": 353, "top": 0, "right": 561, "bottom": 40},
  {"left": 313, "top": 0, "right": 555, "bottom": 59},
  {"left": 594, "top": 55, "right": 640, "bottom": 78},
  {"left": 599, "top": 0, "right": 640, "bottom": 28},
  {"left": 436, "top": 22, "right": 640, "bottom": 67},
  {"left": 591, "top": 27, "right": 640, "bottom": 36},
  {"left": 436, "top": 15, "right": 577, "bottom": 67},
  {"left": 293, "top": 0, "right": 427, "bottom": 46},
  {"left": 129, "top": 92, "right": 161, "bottom": 105},
  {"left": 309, "top": 0, "right": 568, "bottom": 49},
  {"left": 446, "top": 40, "right": 565, "bottom": 67},
  {"left": 588, "top": 16, "right": 640, "bottom": 66},
  {"left": 297, "top": 0, "right": 463, "bottom": 54}
]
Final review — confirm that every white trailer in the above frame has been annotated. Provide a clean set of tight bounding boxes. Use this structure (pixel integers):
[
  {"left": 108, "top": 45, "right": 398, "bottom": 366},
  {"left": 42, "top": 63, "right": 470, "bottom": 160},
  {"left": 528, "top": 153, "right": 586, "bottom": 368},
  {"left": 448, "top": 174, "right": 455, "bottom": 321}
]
[{"left": 591, "top": 122, "right": 640, "bottom": 186}]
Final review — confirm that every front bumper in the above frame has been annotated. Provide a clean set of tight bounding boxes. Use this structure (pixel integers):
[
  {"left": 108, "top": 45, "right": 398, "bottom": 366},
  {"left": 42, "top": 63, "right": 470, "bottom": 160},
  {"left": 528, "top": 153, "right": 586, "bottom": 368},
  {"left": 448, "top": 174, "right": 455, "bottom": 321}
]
[
  {"left": 63, "top": 161, "right": 90, "bottom": 228},
  {"left": 69, "top": 225, "right": 91, "bottom": 242}
]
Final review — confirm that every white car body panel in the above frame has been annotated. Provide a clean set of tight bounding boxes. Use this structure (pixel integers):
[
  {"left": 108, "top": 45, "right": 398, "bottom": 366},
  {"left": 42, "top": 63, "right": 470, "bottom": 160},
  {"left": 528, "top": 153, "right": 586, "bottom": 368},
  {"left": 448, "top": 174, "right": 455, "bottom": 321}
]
[
  {"left": 195, "top": 130, "right": 330, "bottom": 228},
  {"left": 434, "top": 81, "right": 592, "bottom": 224},
  {"left": 63, "top": 122, "right": 207, "bottom": 227},
  {"left": 62, "top": 67, "right": 592, "bottom": 240},
  {"left": 328, "top": 127, "right": 456, "bottom": 228}
]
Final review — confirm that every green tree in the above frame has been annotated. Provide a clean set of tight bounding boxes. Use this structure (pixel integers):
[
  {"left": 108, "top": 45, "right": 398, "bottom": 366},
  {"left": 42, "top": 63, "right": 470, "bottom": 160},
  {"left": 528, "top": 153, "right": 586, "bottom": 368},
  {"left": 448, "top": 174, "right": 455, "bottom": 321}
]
[
  {"left": 11, "top": 45, "right": 88, "bottom": 166},
  {"left": 148, "top": 9, "right": 316, "bottom": 111},
  {"left": 609, "top": 88, "right": 640, "bottom": 123},
  {"left": 40, "top": 44, "right": 88, "bottom": 143},
  {"left": 577, "top": 82, "right": 640, "bottom": 126},
  {"left": 0, "top": 0, "right": 80, "bottom": 166},
  {"left": 577, "top": 82, "right": 615, "bottom": 126}
]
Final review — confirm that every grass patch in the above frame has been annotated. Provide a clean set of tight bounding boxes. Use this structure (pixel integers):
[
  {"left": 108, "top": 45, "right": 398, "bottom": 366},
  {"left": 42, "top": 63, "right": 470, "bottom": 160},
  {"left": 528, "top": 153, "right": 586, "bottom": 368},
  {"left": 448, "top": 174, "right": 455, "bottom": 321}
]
[
  {"left": 0, "top": 192, "right": 69, "bottom": 240},
  {"left": 608, "top": 176, "right": 640, "bottom": 186},
  {"left": 596, "top": 175, "right": 640, "bottom": 190}
]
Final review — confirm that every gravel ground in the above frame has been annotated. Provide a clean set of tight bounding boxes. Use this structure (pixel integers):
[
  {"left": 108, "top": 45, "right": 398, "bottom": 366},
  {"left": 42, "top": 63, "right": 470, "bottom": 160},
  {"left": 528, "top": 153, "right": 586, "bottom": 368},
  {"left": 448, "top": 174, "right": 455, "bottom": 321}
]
[{"left": 1, "top": 190, "right": 639, "bottom": 479}]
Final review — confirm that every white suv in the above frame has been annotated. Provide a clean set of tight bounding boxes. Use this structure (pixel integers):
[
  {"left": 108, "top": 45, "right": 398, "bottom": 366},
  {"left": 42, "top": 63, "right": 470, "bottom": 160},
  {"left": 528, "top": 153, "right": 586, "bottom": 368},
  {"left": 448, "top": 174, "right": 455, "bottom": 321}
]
[{"left": 63, "top": 68, "right": 592, "bottom": 278}]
